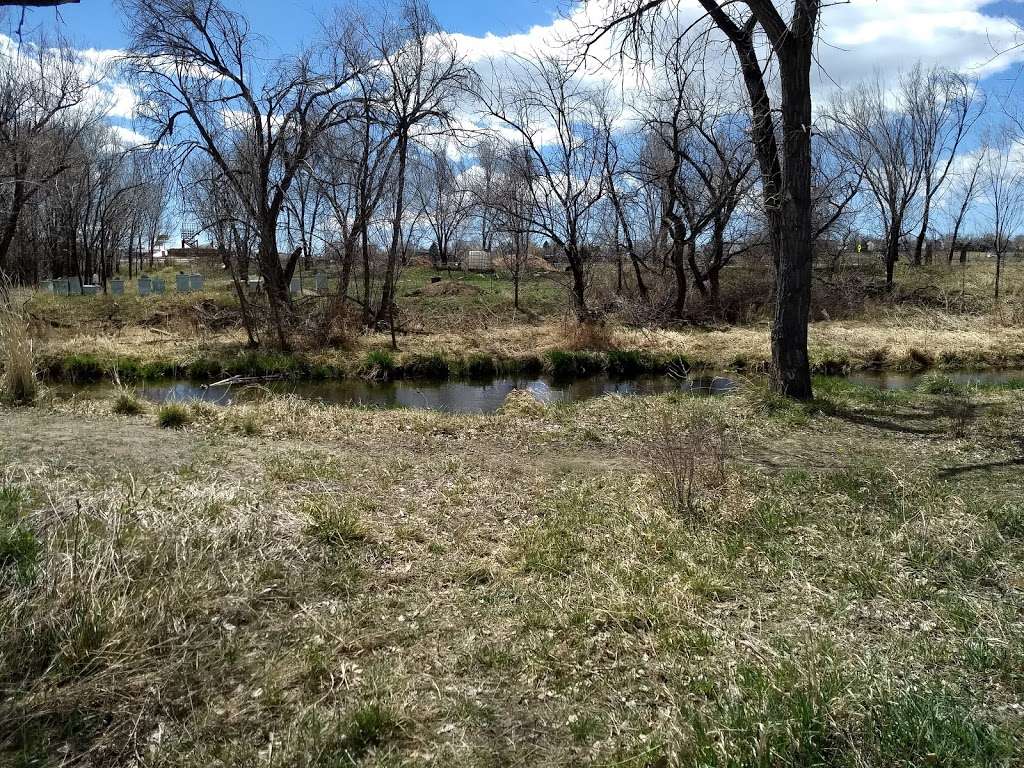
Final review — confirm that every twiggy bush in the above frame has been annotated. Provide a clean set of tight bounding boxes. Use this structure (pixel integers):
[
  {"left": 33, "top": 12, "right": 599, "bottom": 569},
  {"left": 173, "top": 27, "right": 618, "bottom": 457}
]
[
  {"left": 641, "top": 402, "right": 733, "bottom": 520},
  {"left": 936, "top": 395, "right": 976, "bottom": 439},
  {"left": 0, "top": 306, "right": 37, "bottom": 405}
]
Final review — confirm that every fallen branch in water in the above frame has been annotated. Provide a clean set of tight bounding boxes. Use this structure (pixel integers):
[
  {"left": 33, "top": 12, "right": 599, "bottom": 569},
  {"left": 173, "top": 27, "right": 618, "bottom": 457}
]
[{"left": 207, "top": 374, "right": 288, "bottom": 388}]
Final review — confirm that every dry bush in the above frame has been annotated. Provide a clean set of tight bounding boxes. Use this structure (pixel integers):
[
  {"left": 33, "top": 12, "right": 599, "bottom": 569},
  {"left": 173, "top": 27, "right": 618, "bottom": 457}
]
[
  {"left": 934, "top": 395, "right": 976, "bottom": 439},
  {"left": 0, "top": 305, "right": 37, "bottom": 405},
  {"left": 641, "top": 403, "right": 733, "bottom": 520},
  {"left": 560, "top": 315, "right": 615, "bottom": 351}
]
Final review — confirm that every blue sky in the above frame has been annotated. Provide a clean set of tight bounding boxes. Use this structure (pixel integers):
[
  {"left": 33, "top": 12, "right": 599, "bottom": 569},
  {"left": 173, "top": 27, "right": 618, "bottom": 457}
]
[{"left": 8, "top": 0, "right": 565, "bottom": 52}]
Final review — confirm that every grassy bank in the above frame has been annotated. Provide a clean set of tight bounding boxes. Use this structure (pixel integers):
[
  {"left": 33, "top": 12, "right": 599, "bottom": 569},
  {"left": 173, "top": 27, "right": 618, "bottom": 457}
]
[
  {"left": 18, "top": 261, "right": 1024, "bottom": 385},
  {"left": 32, "top": 317, "right": 1024, "bottom": 387},
  {"left": 2, "top": 380, "right": 1023, "bottom": 765}
]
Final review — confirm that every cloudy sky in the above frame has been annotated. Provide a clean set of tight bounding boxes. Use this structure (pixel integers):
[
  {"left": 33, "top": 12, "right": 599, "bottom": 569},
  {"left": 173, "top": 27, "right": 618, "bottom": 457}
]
[{"left": 6, "top": 0, "right": 1023, "bottom": 144}]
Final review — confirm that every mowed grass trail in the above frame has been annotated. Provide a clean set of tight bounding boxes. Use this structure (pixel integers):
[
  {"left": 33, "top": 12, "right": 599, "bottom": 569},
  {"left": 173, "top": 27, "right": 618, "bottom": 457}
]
[{"left": 2, "top": 380, "right": 1024, "bottom": 766}]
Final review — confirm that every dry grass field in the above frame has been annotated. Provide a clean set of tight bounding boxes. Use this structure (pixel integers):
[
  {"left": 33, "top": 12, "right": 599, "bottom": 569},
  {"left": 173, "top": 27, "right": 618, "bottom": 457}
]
[{"left": 2, "top": 377, "right": 1024, "bottom": 765}]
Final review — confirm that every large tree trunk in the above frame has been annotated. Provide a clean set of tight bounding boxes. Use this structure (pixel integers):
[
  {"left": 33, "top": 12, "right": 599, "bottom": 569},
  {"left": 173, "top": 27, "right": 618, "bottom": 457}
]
[
  {"left": 0, "top": 179, "right": 26, "bottom": 274},
  {"left": 769, "top": 40, "right": 815, "bottom": 401},
  {"left": 258, "top": 233, "right": 291, "bottom": 350},
  {"left": 712, "top": 0, "right": 815, "bottom": 400},
  {"left": 566, "top": 247, "right": 589, "bottom": 318}
]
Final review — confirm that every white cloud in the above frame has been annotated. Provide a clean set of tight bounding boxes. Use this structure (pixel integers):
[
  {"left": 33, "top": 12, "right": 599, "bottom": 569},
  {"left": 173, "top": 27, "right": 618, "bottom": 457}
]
[
  {"left": 110, "top": 124, "right": 150, "bottom": 146},
  {"left": 450, "top": 0, "right": 1024, "bottom": 99}
]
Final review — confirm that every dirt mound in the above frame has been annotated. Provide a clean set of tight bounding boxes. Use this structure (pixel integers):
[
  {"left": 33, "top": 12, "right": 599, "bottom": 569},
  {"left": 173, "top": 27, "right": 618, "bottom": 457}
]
[{"left": 408, "top": 280, "right": 483, "bottom": 298}]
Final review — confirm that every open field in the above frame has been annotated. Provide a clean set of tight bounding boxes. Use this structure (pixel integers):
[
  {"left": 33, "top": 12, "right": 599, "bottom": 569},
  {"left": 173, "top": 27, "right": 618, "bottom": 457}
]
[
  {"left": 2, "top": 377, "right": 1024, "bottom": 765},
  {"left": 16, "top": 261, "right": 1024, "bottom": 384}
]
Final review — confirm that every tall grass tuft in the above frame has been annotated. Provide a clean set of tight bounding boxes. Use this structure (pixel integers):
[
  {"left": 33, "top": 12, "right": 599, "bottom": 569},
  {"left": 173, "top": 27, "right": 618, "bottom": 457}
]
[
  {"left": 157, "top": 402, "right": 193, "bottom": 429},
  {"left": 0, "top": 305, "right": 37, "bottom": 405},
  {"left": 111, "top": 389, "right": 145, "bottom": 416}
]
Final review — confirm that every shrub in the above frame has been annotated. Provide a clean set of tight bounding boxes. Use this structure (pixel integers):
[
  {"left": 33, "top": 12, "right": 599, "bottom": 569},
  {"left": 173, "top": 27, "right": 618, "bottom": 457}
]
[
  {"left": 464, "top": 353, "right": 497, "bottom": 380},
  {"left": 156, "top": 402, "right": 193, "bottom": 429},
  {"left": 111, "top": 390, "right": 144, "bottom": 416},
  {"left": 402, "top": 352, "right": 450, "bottom": 380},
  {"left": 916, "top": 373, "right": 967, "bottom": 396},
  {"left": 934, "top": 395, "right": 975, "bottom": 438},
  {"left": 0, "top": 308, "right": 37, "bottom": 405},
  {"left": 641, "top": 402, "right": 732, "bottom": 520},
  {"left": 61, "top": 353, "right": 104, "bottom": 383},
  {"left": 361, "top": 349, "right": 395, "bottom": 380}
]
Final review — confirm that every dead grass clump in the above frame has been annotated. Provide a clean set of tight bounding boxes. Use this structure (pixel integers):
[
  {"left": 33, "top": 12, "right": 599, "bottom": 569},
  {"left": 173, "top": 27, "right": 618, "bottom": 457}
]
[
  {"left": 111, "top": 389, "right": 145, "bottom": 416},
  {"left": 641, "top": 402, "right": 733, "bottom": 520},
  {"left": 497, "top": 388, "right": 547, "bottom": 418},
  {"left": 560, "top": 317, "right": 615, "bottom": 351},
  {"left": 0, "top": 306, "right": 37, "bottom": 405}
]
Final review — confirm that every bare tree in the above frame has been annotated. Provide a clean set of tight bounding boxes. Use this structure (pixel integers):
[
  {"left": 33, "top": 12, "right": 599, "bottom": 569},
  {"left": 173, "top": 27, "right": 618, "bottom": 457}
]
[
  {"left": 416, "top": 145, "right": 471, "bottom": 268},
  {"left": 121, "top": 0, "right": 367, "bottom": 349},
  {"left": 582, "top": 0, "right": 822, "bottom": 398},
  {"left": 825, "top": 74, "right": 926, "bottom": 290},
  {"left": 943, "top": 150, "right": 984, "bottom": 264},
  {"left": 981, "top": 131, "right": 1024, "bottom": 301},
  {"left": 905, "top": 65, "right": 981, "bottom": 265},
  {"left": 477, "top": 53, "right": 607, "bottom": 318},
  {"left": 0, "top": 32, "right": 100, "bottom": 274},
  {"left": 369, "top": 0, "right": 474, "bottom": 338},
  {"left": 494, "top": 141, "right": 534, "bottom": 311}
]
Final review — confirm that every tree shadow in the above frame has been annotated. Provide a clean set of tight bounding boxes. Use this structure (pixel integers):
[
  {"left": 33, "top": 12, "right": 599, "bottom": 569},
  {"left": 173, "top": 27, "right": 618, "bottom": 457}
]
[
  {"left": 937, "top": 457, "right": 1024, "bottom": 478},
  {"left": 813, "top": 399, "right": 946, "bottom": 437}
]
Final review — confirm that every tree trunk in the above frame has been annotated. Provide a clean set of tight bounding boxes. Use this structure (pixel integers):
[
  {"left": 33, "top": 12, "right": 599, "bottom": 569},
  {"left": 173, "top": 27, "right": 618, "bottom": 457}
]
[
  {"left": 377, "top": 132, "right": 409, "bottom": 327},
  {"left": 0, "top": 179, "right": 26, "bottom": 273},
  {"left": 769, "top": 43, "right": 815, "bottom": 401},
  {"left": 687, "top": 240, "right": 708, "bottom": 298},
  {"left": 258, "top": 233, "right": 290, "bottom": 350},
  {"left": 913, "top": 207, "right": 929, "bottom": 266},
  {"left": 671, "top": 235, "right": 688, "bottom": 319},
  {"left": 995, "top": 251, "right": 1002, "bottom": 301},
  {"left": 884, "top": 230, "right": 899, "bottom": 290},
  {"left": 566, "top": 248, "right": 589, "bottom": 318}
]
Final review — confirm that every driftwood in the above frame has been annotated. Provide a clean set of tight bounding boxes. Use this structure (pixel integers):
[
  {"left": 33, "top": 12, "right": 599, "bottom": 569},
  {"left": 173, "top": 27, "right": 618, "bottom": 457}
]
[{"left": 208, "top": 374, "right": 288, "bottom": 388}]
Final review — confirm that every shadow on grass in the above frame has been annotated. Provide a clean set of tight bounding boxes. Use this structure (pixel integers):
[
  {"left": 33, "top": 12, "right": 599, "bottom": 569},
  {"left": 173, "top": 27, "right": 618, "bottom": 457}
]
[
  {"left": 937, "top": 456, "right": 1024, "bottom": 478},
  {"left": 813, "top": 398, "right": 947, "bottom": 437}
]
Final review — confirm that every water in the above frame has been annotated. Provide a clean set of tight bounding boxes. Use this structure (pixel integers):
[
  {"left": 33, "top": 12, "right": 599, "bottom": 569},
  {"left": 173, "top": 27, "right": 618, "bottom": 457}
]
[
  {"left": 63, "top": 374, "right": 737, "bottom": 414},
  {"left": 58, "top": 368, "right": 1024, "bottom": 414}
]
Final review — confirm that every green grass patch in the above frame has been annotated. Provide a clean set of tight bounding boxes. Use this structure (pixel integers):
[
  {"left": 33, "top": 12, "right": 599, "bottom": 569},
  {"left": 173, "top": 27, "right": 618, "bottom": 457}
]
[{"left": 156, "top": 403, "right": 193, "bottom": 429}]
